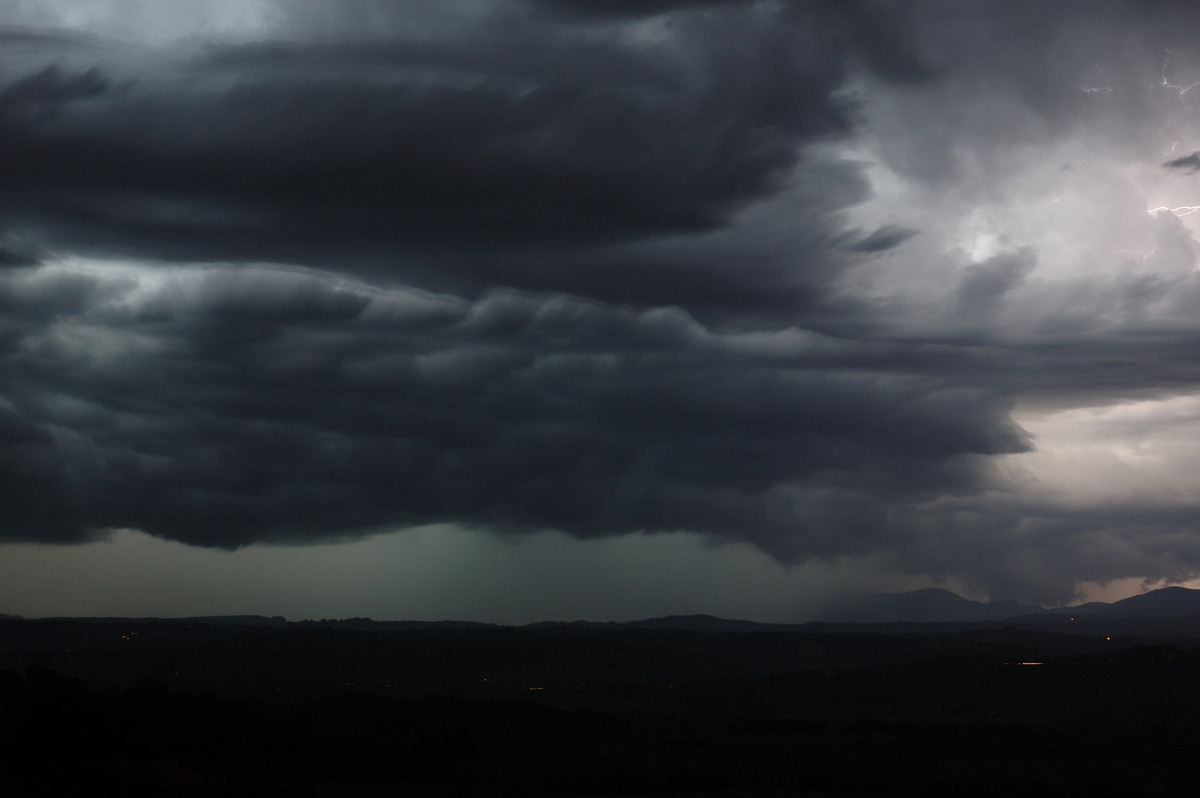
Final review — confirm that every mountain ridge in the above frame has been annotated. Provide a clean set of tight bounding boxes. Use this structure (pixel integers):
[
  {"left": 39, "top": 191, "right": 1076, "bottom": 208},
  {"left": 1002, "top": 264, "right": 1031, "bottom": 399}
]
[
  {"left": 815, "top": 585, "right": 1200, "bottom": 624},
  {"left": 6, "top": 585, "right": 1200, "bottom": 629}
]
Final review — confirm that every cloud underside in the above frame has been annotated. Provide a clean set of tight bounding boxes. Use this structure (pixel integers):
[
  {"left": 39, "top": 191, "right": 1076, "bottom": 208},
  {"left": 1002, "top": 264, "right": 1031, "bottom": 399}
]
[
  {"left": 6, "top": 0, "right": 1200, "bottom": 603},
  {"left": 0, "top": 263, "right": 1025, "bottom": 556}
]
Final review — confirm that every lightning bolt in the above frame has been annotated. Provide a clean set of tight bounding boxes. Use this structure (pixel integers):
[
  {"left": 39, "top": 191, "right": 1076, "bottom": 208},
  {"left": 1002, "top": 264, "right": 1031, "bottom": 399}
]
[
  {"left": 1161, "top": 50, "right": 1200, "bottom": 94},
  {"left": 1148, "top": 205, "right": 1200, "bottom": 217},
  {"left": 1154, "top": 52, "right": 1199, "bottom": 158},
  {"left": 1146, "top": 51, "right": 1200, "bottom": 220},
  {"left": 1070, "top": 57, "right": 1200, "bottom": 222}
]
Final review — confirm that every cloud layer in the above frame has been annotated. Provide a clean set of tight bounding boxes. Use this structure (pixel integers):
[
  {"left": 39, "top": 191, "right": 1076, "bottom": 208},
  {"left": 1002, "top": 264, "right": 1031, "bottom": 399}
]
[{"left": 7, "top": 1, "right": 1200, "bottom": 604}]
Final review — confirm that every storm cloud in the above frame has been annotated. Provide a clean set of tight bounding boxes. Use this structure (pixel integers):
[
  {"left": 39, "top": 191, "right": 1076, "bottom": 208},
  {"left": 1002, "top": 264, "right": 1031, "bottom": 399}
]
[
  {"left": 0, "top": 260, "right": 1026, "bottom": 558},
  {"left": 8, "top": 0, "right": 1200, "bottom": 608},
  {"left": 1165, "top": 151, "right": 1200, "bottom": 173}
]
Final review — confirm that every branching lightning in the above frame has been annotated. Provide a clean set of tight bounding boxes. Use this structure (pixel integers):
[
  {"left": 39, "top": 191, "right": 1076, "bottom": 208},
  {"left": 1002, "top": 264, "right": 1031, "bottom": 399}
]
[
  {"left": 1160, "top": 50, "right": 1200, "bottom": 94},
  {"left": 1149, "top": 52, "right": 1200, "bottom": 220}
]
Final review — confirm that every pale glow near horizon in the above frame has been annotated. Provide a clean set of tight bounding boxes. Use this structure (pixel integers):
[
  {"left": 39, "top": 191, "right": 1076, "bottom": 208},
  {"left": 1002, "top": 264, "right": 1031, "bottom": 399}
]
[
  {"left": 0, "top": 526, "right": 940, "bottom": 624},
  {"left": 1011, "top": 395, "right": 1200, "bottom": 511}
]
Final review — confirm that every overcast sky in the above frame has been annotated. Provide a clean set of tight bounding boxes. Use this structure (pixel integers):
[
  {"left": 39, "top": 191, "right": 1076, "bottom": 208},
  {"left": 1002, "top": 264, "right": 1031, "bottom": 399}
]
[{"left": 5, "top": 0, "right": 1200, "bottom": 621}]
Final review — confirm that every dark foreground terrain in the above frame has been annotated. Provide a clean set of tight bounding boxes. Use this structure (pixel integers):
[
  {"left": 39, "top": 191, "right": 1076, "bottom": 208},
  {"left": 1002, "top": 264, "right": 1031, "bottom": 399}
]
[{"left": 4, "top": 614, "right": 1200, "bottom": 796}]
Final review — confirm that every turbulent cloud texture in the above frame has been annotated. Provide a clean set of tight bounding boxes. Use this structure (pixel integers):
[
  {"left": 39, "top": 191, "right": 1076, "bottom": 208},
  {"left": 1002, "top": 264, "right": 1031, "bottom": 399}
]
[{"left": 6, "top": 0, "right": 1200, "bottom": 605}]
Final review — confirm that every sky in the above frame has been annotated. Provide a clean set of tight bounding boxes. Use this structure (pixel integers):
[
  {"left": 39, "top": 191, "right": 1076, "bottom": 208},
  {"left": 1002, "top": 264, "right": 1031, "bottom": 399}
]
[{"left": 5, "top": 1, "right": 1200, "bottom": 622}]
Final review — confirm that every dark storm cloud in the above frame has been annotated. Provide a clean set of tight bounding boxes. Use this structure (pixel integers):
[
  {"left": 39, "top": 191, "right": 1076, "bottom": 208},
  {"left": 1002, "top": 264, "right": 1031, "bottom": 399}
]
[
  {"left": 954, "top": 249, "right": 1036, "bottom": 313},
  {"left": 1164, "top": 150, "right": 1200, "bottom": 172},
  {"left": 540, "top": 0, "right": 935, "bottom": 83},
  {"left": 839, "top": 224, "right": 918, "bottom": 253},
  {"left": 0, "top": 237, "right": 40, "bottom": 268},
  {"left": 533, "top": 0, "right": 741, "bottom": 19},
  {"left": 0, "top": 0, "right": 959, "bottom": 322},
  {"left": 0, "top": 1, "right": 902, "bottom": 317},
  {"left": 11, "top": 0, "right": 1200, "bottom": 606},
  {"left": 0, "top": 263, "right": 1027, "bottom": 555}
]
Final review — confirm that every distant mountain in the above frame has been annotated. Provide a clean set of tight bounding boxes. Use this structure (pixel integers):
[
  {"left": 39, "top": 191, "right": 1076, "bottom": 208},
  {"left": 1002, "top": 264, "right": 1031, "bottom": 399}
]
[
  {"left": 175, "top": 615, "right": 290, "bottom": 627},
  {"left": 296, "top": 618, "right": 499, "bottom": 631},
  {"left": 40, "top": 614, "right": 290, "bottom": 627},
  {"left": 626, "top": 615, "right": 799, "bottom": 632},
  {"left": 525, "top": 615, "right": 796, "bottom": 632},
  {"left": 816, "top": 585, "right": 1200, "bottom": 624},
  {"left": 816, "top": 588, "right": 1045, "bottom": 623},
  {"left": 10, "top": 585, "right": 1200, "bottom": 633},
  {"left": 1063, "top": 586, "right": 1200, "bottom": 616}
]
